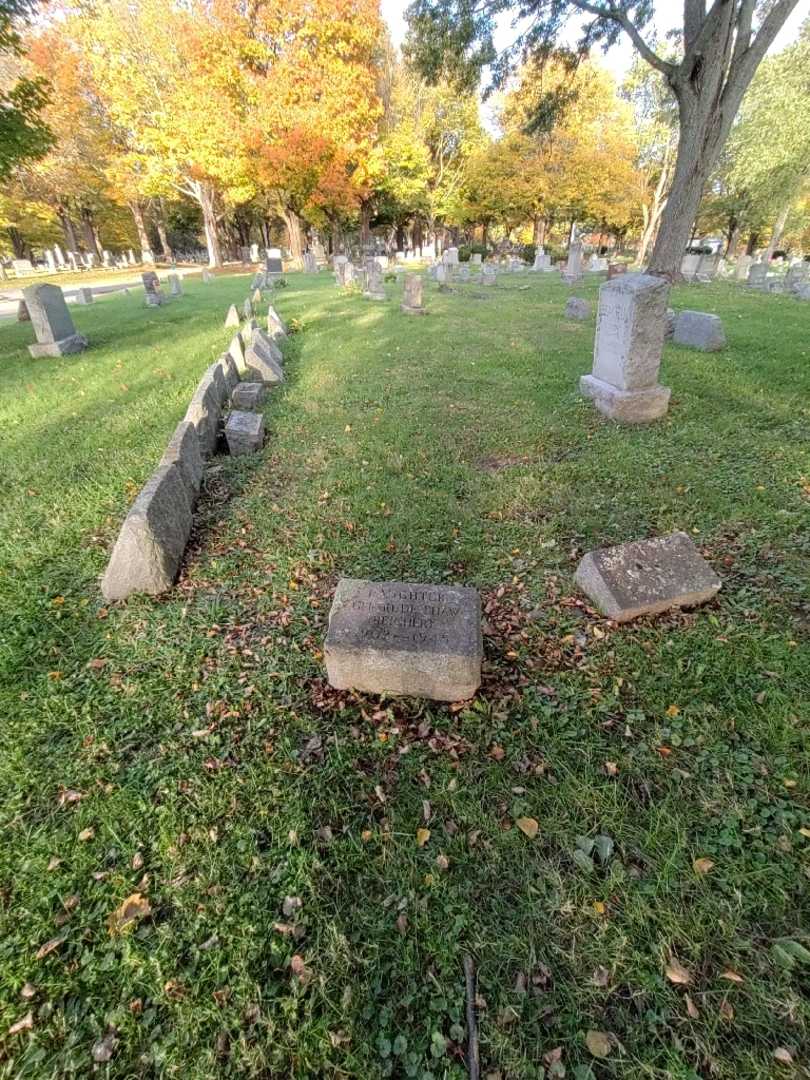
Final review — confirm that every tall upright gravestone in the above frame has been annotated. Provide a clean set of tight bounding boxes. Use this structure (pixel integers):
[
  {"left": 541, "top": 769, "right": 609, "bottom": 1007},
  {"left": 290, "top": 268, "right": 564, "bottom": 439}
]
[
  {"left": 23, "top": 284, "right": 88, "bottom": 357},
  {"left": 580, "top": 272, "right": 670, "bottom": 424}
]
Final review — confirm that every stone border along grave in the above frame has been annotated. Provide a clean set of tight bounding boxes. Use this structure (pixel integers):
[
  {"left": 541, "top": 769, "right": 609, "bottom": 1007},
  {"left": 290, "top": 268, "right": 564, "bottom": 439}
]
[{"left": 101, "top": 287, "right": 290, "bottom": 601}]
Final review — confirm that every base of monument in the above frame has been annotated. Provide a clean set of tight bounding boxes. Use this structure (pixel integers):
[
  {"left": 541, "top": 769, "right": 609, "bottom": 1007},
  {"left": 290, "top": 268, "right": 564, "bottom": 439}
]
[
  {"left": 29, "top": 334, "right": 88, "bottom": 358},
  {"left": 363, "top": 292, "right": 386, "bottom": 301},
  {"left": 562, "top": 273, "right": 584, "bottom": 285},
  {"left": 400, "top": 304, "right": 426, "bottom": 315},
  {"left": 580, "top": 374, "right": 670, "bottom": 424}
]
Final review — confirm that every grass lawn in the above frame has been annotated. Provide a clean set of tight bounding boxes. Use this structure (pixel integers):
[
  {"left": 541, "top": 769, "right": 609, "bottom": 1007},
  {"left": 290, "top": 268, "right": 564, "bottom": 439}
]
[{"left": 0, "top": 269, "right": 808, "bottom": 1079}]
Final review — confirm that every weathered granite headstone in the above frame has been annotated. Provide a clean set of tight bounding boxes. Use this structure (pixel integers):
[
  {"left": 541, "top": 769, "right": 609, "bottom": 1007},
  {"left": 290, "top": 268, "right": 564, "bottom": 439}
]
[
  {"left": 580, "top": 272, "right": 670, "bottom": 424},
  {"left": 225, "top": 410, "right": 265, "bottom": 456},
  {"left": 250, "top": 243, "right": 260, "bottom": 262},
  {"left": 225, "top": 304, "right": 240, "bottom": 328},
  {"left": 735, "top": 254, "right": 752, "bottom": 281},
  {"left": 17, "top": 300, "right": 30, "bottom": 322},
  {"left": 75, "top": 287, "right": 93, "bottom": 304},
  {"left": 436, "top": 264, "right": 451, "bottom": 290},
  {"left": 245, "top": 333, "right": 284, "bottom": 385},
  {"left": 228, "top": 333, "right": 247, "bottom": 374},
  {"left": 695, "top": 253, "right": 720, "bottom": 281},
  {"left": 23, "top": 284, "right": 88, "bottom": 357},
  {"left": 470, "top": 253, "right": 482, "bottom": 266},
  {"left": 443, "top": 247, "right": 459, "bottom": 266},
  {"left": 45, "top": 250, "right": 57, "bottom": 271},
  {"left": 267, "top": 305, "right": 287, "bottom": 339},
  {"left": 142, "top": 271, "right": 165, "bottom": 306},
  {"left": 364, "top": 262, "right": 386, "bottom": 301},
  {"left": 265, "top": 247, "right": 283, "bottom": 274},
  {"left": 202, "top": 269, "right": 213, "bottom": 283},
  {"left": 747, "top": 262, "right": 767, "bottom": 290},
  {"left": 325, "top": 578, "right": 482, "bottom": 701},
  {"left": 12, "top": 258, "right": 33, "bottom": 276},
  {"left": 796, "top": 282, "right": 810, "bottom": 301},
  {"left": 220, "top": 353, "right": 240, "bottom": 395},
  {"left": 680, "top": 253, "right": 701, "bottom": 279},
  {"left": 457, "top": 263, "right": 471, "bottom": 282},
  {"left": 232, "top": 382, "right": 266, "bottom": 410},
  {"left": 252, "top": 288, "right": 262, "bottom": 305},
  {"left": 673, "top": 310, "right": 726, "bottom": 352},
  {"left": 481, "top": 266, "right": 497, "bottom": 286},
  {"left": 168, "top": 273, "right": 182, "bottom": 297},
  {"left": 565, "top": 297, "right": 591, "bottom": 321},
  {"left": 401, "top": 273, "right": 425, "bottom": 315},
  {"left": 303, "top": 251, "right": 317, "bottom": 273},
  {"left": 784, "top": 264, "right": 809, "bottom": 294},
  {"left": 564, "top": 241, "right": 583, "bottom": 283},
  {"left": 101, "top": 463, "right": 193, "bottom": 601},
  {"left": 243, "top": 296, "right": 254, "bottom": 320},
  {"left": 575, "top": 531, "right": 721, "bottom": 622},
  {"left": 159, "top": 420, "right": 204, "bottom": 501}
]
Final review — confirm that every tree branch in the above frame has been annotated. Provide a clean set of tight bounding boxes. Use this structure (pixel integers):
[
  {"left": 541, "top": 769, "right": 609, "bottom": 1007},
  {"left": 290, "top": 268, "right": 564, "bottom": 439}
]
[
  {"left": 573, "top": 0, "right": 677, "bottom": 76},
  {"left": 723, "top": 0, "right": 800, "bottom": 111}
]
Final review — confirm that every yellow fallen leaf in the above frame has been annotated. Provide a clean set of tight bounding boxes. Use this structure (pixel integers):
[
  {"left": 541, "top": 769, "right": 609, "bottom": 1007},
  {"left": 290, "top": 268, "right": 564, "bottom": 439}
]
[
  {"left": 693, "top": 857, "right": 715, "bottom": 875},
  {"left": 515, "top": 817, "right": 539, "bottom": 839},
  {"left": 665, "top": 704, "right": 681, "bottom": 717},
  {"left": 77, "top": 827, "right": 94, "bottom": 842},
  {"left": 799, "top": 828, "right": 810, "bottom": 839},
  {"left": 720, "top": 970, "right": 744, "bottom": 983},
  {"left": 684, "top": 993, "right": 699, "bottom": 1019},
  {"left": 585, "top": 1029, "right": 611, "bottom": 1058},
  {"left": 108, "top": 893, "right": 152, "bottom": 935},
  {"left": 8, "top": 1012, "right": 33, "bottom": 1035},
  {"left": 416, "top": 828, "right": 430, "bottom": 847},
  {"left": 592, "top": 900, "right": 606, "bottom": 915},
  {"left": 665, "top": 957, "right": 692, "bottom": 985}
]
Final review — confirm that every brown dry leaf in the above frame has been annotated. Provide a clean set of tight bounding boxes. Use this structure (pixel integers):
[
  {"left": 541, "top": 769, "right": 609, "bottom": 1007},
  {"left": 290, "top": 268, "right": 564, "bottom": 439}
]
[
  {"left": 91, "top": 1029, "right": 118, "bottom": 1063},
  {"left": 396, "top": 913, "right": 408, "bottom": 936},
  {"left": 585, "top": 1030, "right": 612, "bottom": 1058},
  {"left": 57, "top": 788, "right": 84, "bottom": 807},
  {"left": 290, "top": 954, "right": 311, "bottom": 985},
  {"left": 87, "top": 658, "right": 107, "bottom": 670},
  {"left": 604, "top": 761, "right": 618, "bottom": 776},
  {"left": 719, "top": 969, "right": 744, "bottom": 983},
  {"left": 282, "top": 896, "right": 302, "bottom": 918},
  {"left": 685, "top": 994, "right": 700, "bottom": 1019},
  {"left": 591, "top": 966, "right": 610, "bottom": 988},
  {"left": 132, "top": 851, "right": 144, "bottom": 871},
  {"left": 719, "top": 998, "right": 734, "bottom": 1021},
  {"left": 435, "top": 854, "right": 449, "bottom": 871},
  {"left": 515, "top": 817, "right": 539, "bottom": 840},
  {"left": 416, "top": 828, "right": 431, "bottom": 848},
  {"left": 108, "top": 893, "right": 152, "bottom": 935},
  {"left": 77, "top": 827, "right": 95, "bottom": 842},
  {"left": 489, "top": 745, "right": 505, "bottom": 761},
  {"left": 35, "top": 936, "right": 65, "bottom": 960},
  {"left": 773, "top": 1048, "right": 794, "bottom": 1065},
  {"left": 20, "top": 983, "right": 36, "bottom": 1001},
  {"left": 693, "top": 857, "right": 715, "bottom": 875},
  {"left": 47, "top": 856, "right": 61, "bottom": 871},
  {"left": 8, "top": 1011, "right": 34, "bottom": 1035},
  {"left": 665, "top": 957, "right": 692, "bottom": 985}
]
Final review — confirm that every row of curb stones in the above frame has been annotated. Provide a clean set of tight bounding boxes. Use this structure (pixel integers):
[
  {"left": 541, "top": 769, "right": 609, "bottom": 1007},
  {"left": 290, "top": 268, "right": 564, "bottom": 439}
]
[{"left": 101, "top": 301, "right": 288, "bottom": 602}]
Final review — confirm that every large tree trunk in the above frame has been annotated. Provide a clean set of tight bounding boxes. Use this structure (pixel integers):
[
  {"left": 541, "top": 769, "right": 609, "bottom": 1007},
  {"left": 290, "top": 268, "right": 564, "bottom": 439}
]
[
  {"left": 198, "top": 182, "right": 222, "bottom": 267},
  {"left": 532, "top": 215, "right": 546, "bottom": 246},
  {"left": 359, "top": 200, "right": 372, "bottom": 249},
  {"left": 57, "top": 206, "right": 79, "bottom": 252},
  {"left": 80, "top": 207, "right": 101, "bottom": 258},
  {"left": 282, "top": 208, "right": 303, "bottom": 260},
  {"left": 129, "top": 201, "right": 152, "bottom": 262},
  {"left": 725, "top": 218, "right": 741, "bottom": 259},
  {"left": 764, "top": 203, "right": 791, "bottom": 262},
  {"left": 6, "top": 227, "right": 26, "bottom": 259},
  {"left": 154, "top": 198, "right": 172, "bottom": 260}
]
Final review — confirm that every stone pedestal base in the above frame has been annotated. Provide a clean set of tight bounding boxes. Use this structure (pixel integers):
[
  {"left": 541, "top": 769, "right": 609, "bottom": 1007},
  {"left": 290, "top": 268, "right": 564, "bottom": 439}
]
[
  {"left": 29, "top": 334, "right": 88, "bottom": 358},
  {"left": 364, "top": 291, "right": 386, "bottom": 301},
  {"left": 580, "top": 374, "right": 670, "bottom": 424}
]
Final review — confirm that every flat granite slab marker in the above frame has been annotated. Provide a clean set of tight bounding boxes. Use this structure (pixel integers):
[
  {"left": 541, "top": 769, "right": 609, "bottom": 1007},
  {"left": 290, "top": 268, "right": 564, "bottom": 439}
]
[
  {"left": 232, "top": 382, "right": 266, "bottom": 410},
  {"left": 575, "top": 531, "right": 721, "bottom": 622},
  {"left": 225, "top": 410, "right": 265, "bottom": 455},
  {"left": 325, "top": 578, "right": 482, "bottom": 701}
]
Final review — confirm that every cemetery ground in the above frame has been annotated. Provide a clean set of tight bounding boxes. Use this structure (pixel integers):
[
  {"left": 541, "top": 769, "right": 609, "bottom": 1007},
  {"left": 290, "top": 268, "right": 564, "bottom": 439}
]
[{"left": 0, "top": 270, "right": 808, "bottom": 1079}]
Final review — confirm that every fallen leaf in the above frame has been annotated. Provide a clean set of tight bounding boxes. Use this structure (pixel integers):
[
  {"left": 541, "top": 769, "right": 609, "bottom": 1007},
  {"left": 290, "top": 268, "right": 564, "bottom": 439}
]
[
  {"left": 592, "top": 900, "right": 606, "bottom": 915},
  {"left": 47, "top": 856, "right": 61, "bottom": 871},
  {"left": 396, "top": 913, "right": 408, "bottom": 936},
  {"left": 87, "top": 658, "right": 107, "bottom": 670},
  {"left": 108, "top": 893, "right": 151, "bottom": 935},
  {"left": 604, "top": 761, "right": 618, "bottom": 776},
  {"left": 20, "top": 983, "right": 36, "bottom": 1000},
  {"left": 585, "top": 1029, "right": 612, "bottom": 1058},
  {"left": 35, "top": 936, "right": 65, "bottom": 960},
  {"left": 685, "top": 994, "right": 700, "bottom": 1019},
  {"left": 489, "top": 745, "right": 505, "bottom": 761},
  {"left": 590, "top": 966, "right": 609, "bottom": 988},
  {"left": 8, "top": 1012, "right": 33, "bottom": 1035},
  {"left": 773, "top": 1047, "right": 794, "bottom": 1065},
  {"left": 77, "top": 827, "right": 94, "bottom": 842},
  {"left": 720, "top": 970, "right": 744, "bottom": 983},
  {"left": 435, "top": 854, "right": 449, "bottom": 871},
  {"left": 282, "top": 896, "right": 302, "bottom": 918},
  {"left": 91, "top": 1029, "right": 118, "bottom": 1063},
  {"left": 665, "top": 704, "right": 681, "bottom": 717},
  {"left": 57, "top": 789, "right": 83, "bottom": 807},
  {"left": 515, "top": 817, "right": 539, "bottom": 839},
  {"left": 665, "top": 957, "right": 692, "bottom": 985},
  {"left": 693, "top": 857, "right": 715, "bottom": 875},
  {"left": 290, "top": 954, "right": 311, "bottom": 985},
  {"left": 416, "top": 828, "right": 431, "bottom": 847},
  {"left": 719, "top": 998, "right": 734, "bottom": 1020},
  {"left": 132, "top": 851, "right": 144, "bottom": 871}
]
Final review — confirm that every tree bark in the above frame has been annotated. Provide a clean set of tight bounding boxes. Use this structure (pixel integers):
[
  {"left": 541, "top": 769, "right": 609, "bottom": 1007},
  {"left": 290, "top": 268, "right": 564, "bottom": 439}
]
[
  {"left": 154, "top": 198, "right": 172, "bottom": 260},
  {"left": 764, "top": 202, "right": 791, "bottom": 261},
  {"left": 282, "top": 208, "right": 303, "bottom": 260},
  {"left": 129, "top": 201, "right": 152, "bottom": 261},
  {"left": 359, "top": 199, "right": 372, "bottom": 249},
  {"left": 80, "top": 207, "right": 101, "bottom": 258},
  {"left": 725, "top": 219, "right": 741, "bottom": 259},
  {"left": 57, "top": 206, "right": 79, "bottom": 252},
  {"left": 6, "top": 227, "right": 26, "bottom": 259},
  {"left": 198, "top": 182, "right": 222, "bottom": 267}
]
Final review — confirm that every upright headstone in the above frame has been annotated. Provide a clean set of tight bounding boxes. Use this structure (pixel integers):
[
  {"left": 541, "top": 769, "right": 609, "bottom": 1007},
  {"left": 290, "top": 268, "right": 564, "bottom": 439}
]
[
  {"left": 303, "top": 251, "right": 317, "bottom": 273},
  {"left": 265, "top": 247, "right": 283, "bottom": 274},
  {"left": 436, "top": 264, "right": 451, "bottom": 290},
  {"left": 324, "top": 578, "right": 483, "bottom": 701},
  {"left": 243, "top": 296, "right": 254, "bottom": 320},
  {"left": 75, "top": 287, "right": 93, "bottom": 304},
  {"left": 481, "top": 266, "right": 497, "bottom": 287},
  {"left": 364, "top": 261, "right": 386, "bottom": 301},
  {"left": 225, "top": 304, "right": 240, "bottom": 328},
  {"left": 580, "top": 272, "right": 670, "bottom": 424},
  {"left": 250, "top": 243, "right": 260, "bottom": 262},
  {"left": 680, "top": 253, "right": 701, "bottom": 279},
  {"left": 673, "top": 310, "right": 726, "bottom": 352},
  {"left": 23, "top": 283, "right": 88, "bottom": 357},
  {"left": 470, "top": 253, "right": 482, "bottom": 266},
  {"left": 141, "top": 249, "right": 155, "bottom": 265},
  {"left": 747, "top": 262, "right": 768, "bottom": 290},
  {"left": 102, "top": 250, "right": 113, "bottom": 268},
  {"left": 735, "top": 254, "right": 753, "bottom": 281},
  {"left": 443, "top": 247, "right": 459, "bottom": 267},
  {"left": 127, "top": 249, "right": 136, "bottom": 265},
  {"left": 201, "top": 269, "right": 213, "bottom": 284},
  {"left": 564, "top": 241, "right": 583, "bottom": 283},
  {"left": 142, "top": 271, "right": 165, "bottom": 306},
  {"left": 54, "top": 244, "right": 66, "bottom": 267},
  {"left": 401, "top": 273, "right": 425, "bottom": 315},
  {"left": 45, "top": 250, "right": 57, "bottom": 271},
  {"left": 12, "top": 259, "right": 34, "bottom": 276},
  {"left": 531, "top": 250, "right": 552, "bottom": 271},
  {"left": 168, "top": 273, "right": 182, "bottom": 297}
]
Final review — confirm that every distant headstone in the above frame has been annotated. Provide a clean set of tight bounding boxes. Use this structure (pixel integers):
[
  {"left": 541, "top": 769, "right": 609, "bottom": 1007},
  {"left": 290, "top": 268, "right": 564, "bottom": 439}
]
[
  {"left": 680, "top": 253, "right": 701, "bottom": 279},
  {"left": 23, "top": 283, "right": 88, "bottom": 357},
  {"left": 141, "top": 249, "right": 154, "bottom": 265},
  {"left": 75, "top": 287, "right": 93, "bottom": 304},
  {"left": 45, "top": 250, "right": 57, "bottom": 271},
  {"left": 17, "top": 300, "right": 30, "bottom": 322},
  {"left": 250, "top": 243, "right": 260, "bottom": 262},
  {"left": 265, "top": 247, "right": 283, "bottom": 274},
  {"left": 168, "top": 273, "right": 182, "bottom": 297},
  {"left": 564, "top": 241, "right": 583, "bottom": 283},
  {"left": 607, "top": 263, "right": 627, "bottom": 280},
  {"left": 443, "top": 247, "right": 459, "bottom": 266},
  {"left": 303, "top": 251, "right": 317, "bottom": 273},
  {"left": 252, "top": 288, "right": 262, "bottom": 305},
  {"left": 101, "top": 463, "right": 193, "bottom": 601},
  {"left": 201, "top": 269, "right": 213, "bottom": 283},
  {"left": 225, "top": 304, "right": 240, "bottom": 328},
  {"left": 225, "top": 410, "right": 265, "bottom": 456},
  {"left": 673, "top": 310, "right": 726, "bottom": 352},
  {"left": 481, "top": 266, "right": 497, "bottom": 286},
  {"left": 575, "top": 531, "right": 721, "bottom": 623},
  {"left": 325, "top": 578, "right": 483, "bottom": 701},
  {"left": 401, "top": 273, "right": 425, "bottom": 315},
  {"left": 142, "top": 271, "right": 165, "bottom": 306},
  {"left": 12, "top": 259, "right": 34, "bottom": 276},
  {"left": 565, "top": 297, "right": 591, "bottom": 321},
  {"left": 695, "top": 253, "right": 720, "bottom": 281},
  {"left": 784, "top": 264, "right": 809, "bottom": 294},
  {"left": 102, "top": 250, "right": 113, "bottom": 268},
  {"left": 580, "top": 272, "right": 670, "bottom": 424},
  {"left": 532, "top": 251, "right": 552, "bottom": 271},
  {"left": 735, "top": 254, "right": 753, "bottom": 281},
  {"left": 458, "top": 263, "right": 471, "bottom": 282},
  {"left": 127, "top": 249, "right": 136, "bottom": 265},
  {"left": 232, "top": 382, "right": 266, "bottom": 410},
  {"left": 747, "top": 262, "right": 768, "bottom": 290},
  {"left": 243, "top": 296, "right": 254, "bottom": 320},
  {"left": 228, "top": 333, "right": 247, "bottom": 374},
  {"left": 470, "top": 253, "right": 482, "bottom": 265},
  {"left": 364, "top": 261, "right": 386, "bottom": 301}
]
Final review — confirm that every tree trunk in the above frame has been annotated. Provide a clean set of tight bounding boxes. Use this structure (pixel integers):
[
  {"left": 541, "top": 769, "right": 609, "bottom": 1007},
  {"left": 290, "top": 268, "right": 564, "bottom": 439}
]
[
  {"left": 764, "top": 203, "right": 791, "bottom": 261},
  {"left": 395, "top": 223, "right": 405, "bottom": 252},
  {"left": 330, "top": 219, "right": 340, "bottom": 255},
  {"left": 532, "top": 215, "right": 547, "bottom": 246},
  {"left": 129, "top": 201, "right": 152, "bottom": 261},
  {"left": 6, "top": 227, "right": 26, "bottom": 259},
  {"left": 746, "top": 232, "right": 759, "bottom": 256},
  {"left": 359, "top": 199, "right": 372, "bottom": 249},
  {"left": 198, "top": 182, "right": 222, "bottom": 267},
  {"left": 282, "top": 208, "right": 303, "bottom": 260},
  {"left": 57, "top": 207, "right": 79, "bottom": 252},
  {"left": 80, "top": 207, "right": 101, "bottom": 258},
  {"left": 154, "top": 198, "right": 172, "bottom": 260},
  {"left": 413, "top": 219, "right": 423, "bottom": 254},
  {"left": 482, "top": 222, "right": 489, "bottom": 249},
  {"left": 725, "top": 219, "right": 741, "bottom": 259}
]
